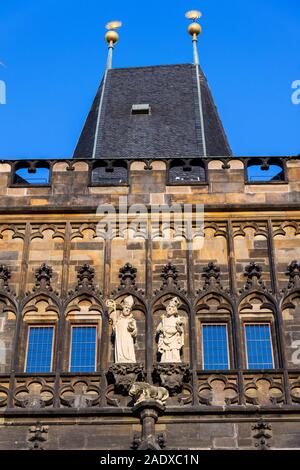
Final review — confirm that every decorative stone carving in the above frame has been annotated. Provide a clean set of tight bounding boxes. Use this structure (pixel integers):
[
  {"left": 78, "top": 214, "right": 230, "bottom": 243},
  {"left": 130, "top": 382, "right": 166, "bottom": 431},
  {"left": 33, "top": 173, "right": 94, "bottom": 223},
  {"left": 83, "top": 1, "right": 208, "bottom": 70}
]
[
  {"left": 161, "top": 263, "right": 179, "bottom": 289},
  {"left": 201, "top": 262, "right": 223, "bottom": 291},
  {"left": 156, "top": 297, "right": 184, "bottom": 363},
  {"left": 286, "top": 260, "right": 300, "bottom": 291},
  {"left": 132, "top": 432, "right": 166, "bottom": 451},
  {"left": 289, "top": 377, "right": 300, "bottom": 404},
  {"left": 154, "top": 263, "right": 186, "bottom": 295},
  {"left": 108, "top": 364, "right": 144, "bottom": 395},
  {"left": 129, "top": 382, "right": 169, "bottom": 406},
  {"left": 196, "top": 293, "right": 232, "bottom": 318},
  {"left": 33, "top": 264, "right": 53, "bottom": 292},
  {"left": 153, "top": 364, "right": 190, "bottom": 396},
  {"left": 0, "top": 384, "right": 8, "bottom": 407},
  {"left": 233, "top": 221, "right": 268, "bottom": 238},
  {"left": 28, "top": 423, "right": 49, "bottom": 450},
  {"left": 0, "top": 265, "right": 11, "bottom": 292},
  {"left": 14, "top": 380, "right": 54, "bottom": 409},
  {"left": 119, "top": 263, "right": 137, "bottom": 289},
  {"left": 23, "top": 396, "right": 47, "bottom": 409},
  {"left": 241, "top": 262, "right": 267, "bottom": 292},
  {"left": 23, "top": 297, "right": 59, "bottom": 322},
  {"left": 198, "top": 375, "right": 239, "bottom": 406},
  {"left": 106, "top": 296, "right": 137, "bottom": 363},
  {"left": 60, "top": 380, "right": 100, "bottom": 409},
  {"left": 244, "top": 376, "right": 284, "bottom": 406},
  {"left": 76, "top": 264, "right": 95, "bottom": 291},
  {"left": 252, "top": 420, "right": 272, "bottom": 450}
]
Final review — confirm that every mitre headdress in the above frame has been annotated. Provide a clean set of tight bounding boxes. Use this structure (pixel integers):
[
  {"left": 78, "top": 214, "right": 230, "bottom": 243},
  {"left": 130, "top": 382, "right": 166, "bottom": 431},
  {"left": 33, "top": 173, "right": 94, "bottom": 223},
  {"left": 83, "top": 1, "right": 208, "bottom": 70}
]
[{"left": 123, "top": 295, "right": 134, "bottom": 309}]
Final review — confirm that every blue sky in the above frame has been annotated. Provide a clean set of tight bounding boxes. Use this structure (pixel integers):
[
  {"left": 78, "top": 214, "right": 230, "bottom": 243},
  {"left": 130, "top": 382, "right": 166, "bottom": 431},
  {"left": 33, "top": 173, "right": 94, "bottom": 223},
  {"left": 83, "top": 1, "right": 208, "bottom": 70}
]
[{"left": 0, "top": 0, "right": 299, "bottom": 159}]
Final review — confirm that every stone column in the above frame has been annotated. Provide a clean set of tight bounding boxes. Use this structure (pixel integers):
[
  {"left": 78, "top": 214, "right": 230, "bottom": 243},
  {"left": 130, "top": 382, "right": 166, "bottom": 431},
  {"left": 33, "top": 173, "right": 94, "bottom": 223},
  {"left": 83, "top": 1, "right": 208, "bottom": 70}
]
[{"left": 132, "top": 401, "right": 166, "bottom": 450}]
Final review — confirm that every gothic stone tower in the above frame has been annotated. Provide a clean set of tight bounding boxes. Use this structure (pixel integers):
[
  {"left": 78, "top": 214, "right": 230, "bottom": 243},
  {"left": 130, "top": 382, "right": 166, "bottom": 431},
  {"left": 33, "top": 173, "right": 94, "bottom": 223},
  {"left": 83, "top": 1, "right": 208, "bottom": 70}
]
[{"left": 0, "top": 14, "right": 300, "bottom": 450}]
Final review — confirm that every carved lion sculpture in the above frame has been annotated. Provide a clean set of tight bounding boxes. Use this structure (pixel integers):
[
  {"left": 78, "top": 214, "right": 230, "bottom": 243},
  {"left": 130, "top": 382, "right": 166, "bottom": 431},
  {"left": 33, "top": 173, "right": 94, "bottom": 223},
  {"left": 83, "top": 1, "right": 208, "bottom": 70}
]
[{"left": 129, "top": 382, "right": 169, "bottom": 406}]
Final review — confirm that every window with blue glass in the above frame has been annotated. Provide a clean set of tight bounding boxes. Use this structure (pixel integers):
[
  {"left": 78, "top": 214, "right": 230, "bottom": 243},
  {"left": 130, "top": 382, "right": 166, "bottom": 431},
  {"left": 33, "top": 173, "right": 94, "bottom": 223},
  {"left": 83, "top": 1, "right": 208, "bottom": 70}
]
[
  {"left": 70, "top": 326, "right": 97, "bottom": 373},
  {"left": 245, "top": 324, "right": 274, "bottom": 369},
  {"left": 202, "top": 324, "right": 229, "bottom": 370},
  {"left": 26, "top": 326, "right": 54, "bottom": 373}
]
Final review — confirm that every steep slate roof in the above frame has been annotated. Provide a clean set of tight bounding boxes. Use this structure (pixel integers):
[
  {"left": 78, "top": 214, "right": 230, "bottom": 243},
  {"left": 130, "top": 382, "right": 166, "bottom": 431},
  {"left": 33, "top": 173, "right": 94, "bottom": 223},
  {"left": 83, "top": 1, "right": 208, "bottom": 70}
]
[{"left": 73, "top": 64, "right": 232, "bottom": 159}]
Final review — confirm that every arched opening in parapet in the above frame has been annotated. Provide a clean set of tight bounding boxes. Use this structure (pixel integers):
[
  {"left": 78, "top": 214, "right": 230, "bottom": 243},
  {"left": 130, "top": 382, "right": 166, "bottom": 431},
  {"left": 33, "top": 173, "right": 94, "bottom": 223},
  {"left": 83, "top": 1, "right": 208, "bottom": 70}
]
[
  {"left": 168, "top": 159, "right": 206, "bottom": 184},
  {"left": 13, "top": 162, "right": 50, "bottom": 186},
  {"left": 246, "top": 159, "right": 285, "bottom": 183},
  {"left": 91, "top": 161, "right": 128, "bottom": 185}
]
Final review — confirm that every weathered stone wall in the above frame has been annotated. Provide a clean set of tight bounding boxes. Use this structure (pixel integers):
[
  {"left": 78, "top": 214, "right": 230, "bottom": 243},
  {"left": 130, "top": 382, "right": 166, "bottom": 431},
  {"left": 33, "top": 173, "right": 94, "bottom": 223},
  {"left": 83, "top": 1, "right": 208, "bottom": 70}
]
[
  {"left": 0, "top": 415, "right": 300, "bottom": 450},
  {"left": 0, "top": 158, "right": 299, "bottom": 210},
  {"left": 0, "top": 156, "right": 299, "bottom": 449}
]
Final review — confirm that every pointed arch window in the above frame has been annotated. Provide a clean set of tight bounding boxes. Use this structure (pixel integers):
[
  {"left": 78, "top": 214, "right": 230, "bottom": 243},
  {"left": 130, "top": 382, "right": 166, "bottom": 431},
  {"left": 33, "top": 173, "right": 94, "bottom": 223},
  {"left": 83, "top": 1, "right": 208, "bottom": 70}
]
[
  {"left": 21, "top": 296, "right": 59, "bottom": 373},
  {"left": 196, "top": 293, "right": 234, "bottom": 370},
  {"left": 65, "top": 296, "right": 102, "bottom": 372},
  {"left": 202, "top": 324, "right": 230, "bottom": 370},
  {"left": 70, "top": 326, "right": 97, "bottom": 373},
  {"left": 239, "top": 293, "right": 279, "bottom": 370},
  {"left": 25, "top": 326, "right": 55, "bottom": 373},
  {"left": 244, "top": 323, "right": 274, "bottom": 370}
]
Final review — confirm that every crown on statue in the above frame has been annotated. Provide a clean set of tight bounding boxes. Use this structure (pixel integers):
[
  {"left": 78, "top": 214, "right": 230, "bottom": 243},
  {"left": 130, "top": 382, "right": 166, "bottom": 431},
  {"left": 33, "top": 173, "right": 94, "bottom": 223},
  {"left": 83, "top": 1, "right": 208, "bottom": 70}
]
[{"left": 168, "top": 297, "right": 181, "bottom": 308}]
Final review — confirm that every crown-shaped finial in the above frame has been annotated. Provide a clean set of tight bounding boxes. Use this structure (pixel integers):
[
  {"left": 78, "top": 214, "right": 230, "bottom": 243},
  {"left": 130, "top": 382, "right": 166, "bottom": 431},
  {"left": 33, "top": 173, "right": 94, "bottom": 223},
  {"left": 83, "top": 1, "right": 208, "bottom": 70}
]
[
  {"left": 185, "top": 10, "right": 203, "bottom": 65},
  {"left": 104, "top": 20, "right": 122, "bottom": 70}
]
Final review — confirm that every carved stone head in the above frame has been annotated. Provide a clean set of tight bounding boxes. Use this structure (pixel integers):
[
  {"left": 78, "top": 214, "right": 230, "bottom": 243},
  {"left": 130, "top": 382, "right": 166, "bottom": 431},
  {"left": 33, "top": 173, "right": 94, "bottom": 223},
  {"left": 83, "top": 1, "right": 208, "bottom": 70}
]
[
  {"left": 122, "top": 295, "right": 134, "bottom": 316},
  {"left": 166, "top": 297, "right": 181, "bottom": 317}
]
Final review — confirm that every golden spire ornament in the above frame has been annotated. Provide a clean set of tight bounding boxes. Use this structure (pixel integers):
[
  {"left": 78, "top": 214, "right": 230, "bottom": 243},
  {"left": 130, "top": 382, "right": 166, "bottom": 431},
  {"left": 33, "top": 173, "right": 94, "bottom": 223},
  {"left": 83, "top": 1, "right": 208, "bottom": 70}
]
[
  {"left": 105, "top": 20, "right": 122, "bottom": 70},
  {"left": 185, "top": 9, "right": 207, "bottom": 157},
  {"left": 92, "top": 20, "right": 122, "bottom": 158},
  {"left": 185, "top": 10, "right": 202, "bottom": 65}
]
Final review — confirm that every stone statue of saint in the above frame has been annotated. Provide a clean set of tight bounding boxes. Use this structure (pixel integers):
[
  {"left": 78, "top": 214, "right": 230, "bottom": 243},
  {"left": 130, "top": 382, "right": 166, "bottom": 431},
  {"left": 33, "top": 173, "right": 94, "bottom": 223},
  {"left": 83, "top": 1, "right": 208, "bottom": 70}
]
[
  {"left": 106, "top": 296, "right": 137, "bottom": 363},
  {"left": 156, "top": 297, "right": 184, "bottom": 363}
]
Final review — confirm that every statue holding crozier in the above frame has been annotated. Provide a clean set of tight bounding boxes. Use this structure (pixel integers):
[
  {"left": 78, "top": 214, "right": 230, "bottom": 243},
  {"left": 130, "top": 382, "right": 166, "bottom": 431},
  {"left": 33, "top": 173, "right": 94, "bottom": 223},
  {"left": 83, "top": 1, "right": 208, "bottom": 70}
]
[{"left": 106, "top": 296, "right": 137, "bottom": 363}]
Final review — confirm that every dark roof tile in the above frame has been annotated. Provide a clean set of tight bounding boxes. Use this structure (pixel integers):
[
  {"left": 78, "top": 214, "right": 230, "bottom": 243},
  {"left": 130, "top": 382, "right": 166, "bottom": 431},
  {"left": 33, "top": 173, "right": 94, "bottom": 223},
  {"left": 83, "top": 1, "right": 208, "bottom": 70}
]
[{"left": 73, "top": 64, "right": 232, "bottom": 159}]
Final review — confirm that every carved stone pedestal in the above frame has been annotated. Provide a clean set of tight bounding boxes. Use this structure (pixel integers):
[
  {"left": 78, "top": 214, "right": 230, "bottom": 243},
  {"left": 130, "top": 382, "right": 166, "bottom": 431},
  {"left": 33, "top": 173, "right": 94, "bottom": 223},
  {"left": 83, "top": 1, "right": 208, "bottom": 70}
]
[
  {"left": 132, "top": 401, "right": 166, "bottom": 450},
  {"left": 107, "top": 364, "right": 144, "bottom": 395},
  {"left": 154, "top": 364, "right": 190, "bottom": 396}
]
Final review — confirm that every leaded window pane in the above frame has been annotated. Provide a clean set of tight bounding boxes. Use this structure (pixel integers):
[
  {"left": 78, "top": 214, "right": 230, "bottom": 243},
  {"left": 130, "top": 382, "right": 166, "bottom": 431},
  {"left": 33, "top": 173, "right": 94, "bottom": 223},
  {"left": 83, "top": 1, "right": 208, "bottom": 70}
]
[
  {"left": 70, "top": 326, "right": 97, "bottom": 373},
  {"left": 202, "top": 324, "right": 229, "bottom": 370},
  {"left": 26, "top": 326, "right": 54, "bottom": 373},
  {"left": 245, "top": 324, "right": 274, "bottom": 369}
]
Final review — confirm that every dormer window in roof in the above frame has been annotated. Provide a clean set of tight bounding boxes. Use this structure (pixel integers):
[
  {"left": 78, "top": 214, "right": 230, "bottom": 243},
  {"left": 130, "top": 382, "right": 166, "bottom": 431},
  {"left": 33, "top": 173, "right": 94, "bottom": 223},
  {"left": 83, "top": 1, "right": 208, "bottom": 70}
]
[{"left": 131, "top": 104, "right": 151, "bottom": 115}]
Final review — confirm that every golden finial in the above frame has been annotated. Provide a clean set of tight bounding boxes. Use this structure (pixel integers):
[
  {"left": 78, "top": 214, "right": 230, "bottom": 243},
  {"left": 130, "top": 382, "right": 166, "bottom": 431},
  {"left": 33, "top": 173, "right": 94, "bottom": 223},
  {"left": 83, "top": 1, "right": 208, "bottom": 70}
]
[
  {"left": 104, "top": 20, "right": 122, "bottom": 70},
  {"left": 105, "top": 20, "right": 122, "bottom": 45},
  {"left": 185, "top": 10, "right": 202, "bottom": 39},
  {"left": 185, "top": 10, "right": 203, "bottom": 65}
]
